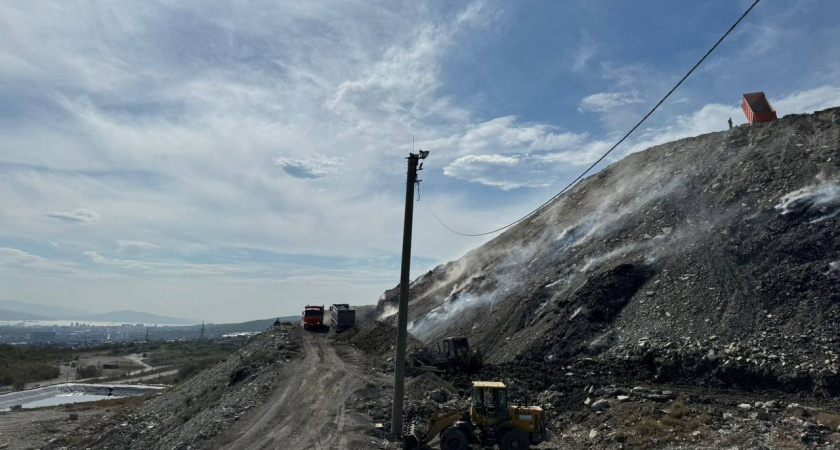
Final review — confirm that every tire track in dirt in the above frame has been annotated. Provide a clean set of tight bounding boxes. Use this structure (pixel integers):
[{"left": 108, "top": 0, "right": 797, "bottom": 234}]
[{"left": 217, "top": 331, "right": 368, "bottom": 450}]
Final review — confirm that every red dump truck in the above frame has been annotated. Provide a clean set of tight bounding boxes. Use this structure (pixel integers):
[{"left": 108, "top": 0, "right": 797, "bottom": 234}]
[{"left": 302, "top": 305, "right": 324, "bottom": 330}]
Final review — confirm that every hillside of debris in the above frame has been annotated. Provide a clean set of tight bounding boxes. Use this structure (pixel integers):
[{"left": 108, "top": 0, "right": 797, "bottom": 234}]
[
  {"left": 378, "top": 107, "right": 840, "bottom": 393},
  {"left": 48, "top": 325, "right": 301, "bottom": 450}
]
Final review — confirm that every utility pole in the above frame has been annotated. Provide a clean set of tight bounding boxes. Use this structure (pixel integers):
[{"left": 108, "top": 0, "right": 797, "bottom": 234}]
[{"left": 391, "top": 149, "right": 429, "bottom": 436}]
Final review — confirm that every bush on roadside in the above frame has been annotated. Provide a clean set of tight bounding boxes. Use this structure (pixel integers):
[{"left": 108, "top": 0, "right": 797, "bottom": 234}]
[{"left": 78, "top": 365, "right": 98, "bottom": 378}]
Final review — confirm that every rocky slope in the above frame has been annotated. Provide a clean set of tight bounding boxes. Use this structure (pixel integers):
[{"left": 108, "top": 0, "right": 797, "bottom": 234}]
[
  {"left": 378, "top": 107, "right": 840, "bottom": 392},
  {"left": 49, "top": 325, "right": 302, "bottom": 449}
]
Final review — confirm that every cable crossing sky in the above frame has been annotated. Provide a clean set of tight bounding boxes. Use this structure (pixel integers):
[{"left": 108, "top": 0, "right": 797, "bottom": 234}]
[{"left": 428, "top": 0, "right": 762, "bottom": 237}]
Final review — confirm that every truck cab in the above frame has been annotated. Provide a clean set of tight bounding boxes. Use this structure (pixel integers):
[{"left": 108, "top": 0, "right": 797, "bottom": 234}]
[{"left": 302, "top": 305, "right": 324, "bottom": 330}]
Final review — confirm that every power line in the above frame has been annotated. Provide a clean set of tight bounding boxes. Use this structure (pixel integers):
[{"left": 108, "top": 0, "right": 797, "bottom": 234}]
[{"left": 428, "top": 0, "right": 762, "bottom": 237}]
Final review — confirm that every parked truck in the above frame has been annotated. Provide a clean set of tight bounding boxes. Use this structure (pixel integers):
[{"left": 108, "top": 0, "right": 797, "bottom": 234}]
[
  {"left": 329, "top": 304, "right": 355, "bottom": 331},
  {"left": 302, "top": 305, "right": 324, "bottom": 330}
]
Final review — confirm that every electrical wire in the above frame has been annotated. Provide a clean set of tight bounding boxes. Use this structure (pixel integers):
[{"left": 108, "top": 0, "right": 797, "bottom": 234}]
[{"left": 427, "top": 0, "right": 761, "bottom": 237}]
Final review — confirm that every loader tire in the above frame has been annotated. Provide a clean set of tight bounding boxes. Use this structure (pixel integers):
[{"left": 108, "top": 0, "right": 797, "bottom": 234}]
[
  {"left": 440, "top": 428, "right": 468, "bottom": 450},
  {"left": 500, "top": 430, "right": 529, "bottom": 450}
]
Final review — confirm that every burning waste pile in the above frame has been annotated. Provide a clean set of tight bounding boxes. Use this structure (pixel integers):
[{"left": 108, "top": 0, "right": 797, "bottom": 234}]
[
  {"left": 354, "top": 109, "right": 840, "bottom": 449},
  {"left": 378, "top": 107, "right": 840, "bottom": 401},
  {"left": 775, "top": 177, "right": 840, "bottom": 223}
]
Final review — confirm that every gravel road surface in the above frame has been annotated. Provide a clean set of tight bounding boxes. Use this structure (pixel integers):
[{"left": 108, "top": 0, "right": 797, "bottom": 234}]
[{"left": 217, "top": 330, "right": 379, "bottom": 450}]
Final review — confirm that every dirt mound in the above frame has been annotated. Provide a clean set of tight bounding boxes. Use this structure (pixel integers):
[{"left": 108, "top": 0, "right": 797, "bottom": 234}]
[
  {"left": 48, "top": 324, "right": 302, "bottom": 450},
  {"left": 405, "top": 371, "right": 458, "bottom": 398},
  {"left": 338, "top": 320, "right": 422, "bottom": 359},
  {"left": 378, "top": 107, "right": 840, "bottom": 393}
]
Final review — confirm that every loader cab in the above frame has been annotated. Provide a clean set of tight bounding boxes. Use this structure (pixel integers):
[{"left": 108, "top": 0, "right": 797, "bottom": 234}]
[
  {"left": 443, "top": 336, "right": 470, "bottom": 359},
  {"left": 470, "top": 381, "right": 510, "bottom": 426},
  {"left": 470, "top": 381, "right": 549, "bottom": 445}
]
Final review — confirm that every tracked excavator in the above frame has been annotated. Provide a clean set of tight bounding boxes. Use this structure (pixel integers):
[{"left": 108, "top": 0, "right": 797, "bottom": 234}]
[
  {"left": 408, "top": 336, "right": 483, "bottom": 373},
  {"left": 404, "top": 381, "right": 548, "bottom": 450}
]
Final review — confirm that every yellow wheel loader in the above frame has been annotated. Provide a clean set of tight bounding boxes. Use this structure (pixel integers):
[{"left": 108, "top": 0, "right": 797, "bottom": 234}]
[{"left": 404, "top": 381, "right": 548, "bottom": 450}]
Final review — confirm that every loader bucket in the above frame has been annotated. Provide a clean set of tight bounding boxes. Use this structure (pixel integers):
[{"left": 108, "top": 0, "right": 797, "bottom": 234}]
[
  {"left": 402, "top": 434, "right": 421, "bottom": 450},
  {"left": 403, "top": 421, "right": 423, "bottom": 450}
]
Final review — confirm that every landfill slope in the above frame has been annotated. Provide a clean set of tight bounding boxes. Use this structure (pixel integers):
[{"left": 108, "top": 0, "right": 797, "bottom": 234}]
[
  {"left": 48, "top": 325, "right": 303, "bottom": 449},
  {"left": 378, "top": 107, "right": 840, "bottom": 391}
]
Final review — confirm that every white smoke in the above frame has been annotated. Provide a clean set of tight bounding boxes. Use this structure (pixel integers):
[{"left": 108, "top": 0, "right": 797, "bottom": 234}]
[
  {"left": 379, "top": 302, "right": 398, "bottom": 320},
  {"left": 408, "top": 271, "right": 492, "bottom": 338},
  {"left": 408, "top": 292, "right": 494, "bottom": 338},
  {"left": 407, "top": 163, "right": 691, "bottom": 339},
  {"left": 827, "top": 261, "right": 839, "bottom": 276},
  {"left": 775, "top": 179, "right": 840, "bottom": 223},
  {"left": 579, "top": 242, "right": 649, "bottom": 273}
]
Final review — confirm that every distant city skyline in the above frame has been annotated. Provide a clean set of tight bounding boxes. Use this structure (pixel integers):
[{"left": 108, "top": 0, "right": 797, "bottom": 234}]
[{"left": 1, "top": 1, "right": 839, "bottom": 322}]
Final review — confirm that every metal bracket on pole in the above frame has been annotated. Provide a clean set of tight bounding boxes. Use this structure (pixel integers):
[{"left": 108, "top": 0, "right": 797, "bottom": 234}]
[{"left": 390, "top": 150, "right": 428, "bottom": 436}]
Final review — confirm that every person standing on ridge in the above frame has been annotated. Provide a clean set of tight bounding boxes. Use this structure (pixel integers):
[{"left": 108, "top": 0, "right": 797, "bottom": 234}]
[{"left": 728, "top": 117, "right": 733, "bottom": 129}]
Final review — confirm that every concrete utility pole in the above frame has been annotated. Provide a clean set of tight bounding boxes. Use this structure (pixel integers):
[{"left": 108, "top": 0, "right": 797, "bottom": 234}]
[{"left": 391, "top": 149, "right": 429, "bottom": 436}]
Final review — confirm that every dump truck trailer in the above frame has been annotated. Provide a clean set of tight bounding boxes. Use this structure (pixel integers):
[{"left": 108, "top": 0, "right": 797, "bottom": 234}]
[
  {"left": 329, "top": 304, "right": 355, "bottom": 331},
  {"left": 742, "top": 92, "right": 777, "bottom": 125}
]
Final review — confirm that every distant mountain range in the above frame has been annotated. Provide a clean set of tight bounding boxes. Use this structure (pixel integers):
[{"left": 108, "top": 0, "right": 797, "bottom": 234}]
[
  {"left": 0, "top": 307, "right": 47, "bottom": 321},
  {"left": 0, "top": 300, "right": 91, "bottom": 320},
  {"left": 0, "top": 300, "right": 196, "bottom": 324},
  {"left": 80, "top": 310, "right": 196, "bottom": 325}
]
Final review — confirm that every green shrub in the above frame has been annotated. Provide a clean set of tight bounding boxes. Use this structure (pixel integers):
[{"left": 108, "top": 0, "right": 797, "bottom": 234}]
[{"left": 78, "top": 365, "right": 98, "bottom": 378}]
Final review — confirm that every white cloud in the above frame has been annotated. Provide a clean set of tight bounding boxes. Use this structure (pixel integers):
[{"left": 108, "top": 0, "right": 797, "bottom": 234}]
[
  {"left": 774, "top": 86, "right": 840, "bottom": 117},
  {"left": 622, "top": 103, "right": 742, "bottom": 155},
  {"left": 622, "top": 86, "right": 840, "bottom": 156},
  {"left": 601, "top": 62, "right": 652, "bottom": 90},
  {"left": 0, "top": 247, "right": 77, "bottom": 274},
  {"left": 578, "top": 91, "right": 644, "bottom": 113},
  {"left": 450, "top": 116, "right": 588, "bottom": 155},
  {"left": 444, "top": 85, "right": 840, "bottom": 190},
  {"left": 45, "top": 208, "right": 101, "bottom": 225},
  {"left": 436, "top": 116, "right": 610, "bottom": 189},
  {"left": 327, "top": 2, "right": 488, "bottom": 125},
  {"left": 83, "top": 250, "right": 254, "bottom": 276},
  {"left": 572, "top": 41, "right": 597, "bottom": 72},
  {"left": 444, "top": 154, "right": 543, "bottom": 190},
  {"left": 442, "top": 137, "right": 614, "bottom": 190},
  {"left": 116, "top": 240, "right": 159, "bottom": 254}
]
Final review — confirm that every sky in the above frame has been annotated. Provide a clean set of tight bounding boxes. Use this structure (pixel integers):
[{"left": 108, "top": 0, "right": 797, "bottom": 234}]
[{"left": 1, "top": 0, "right": 839, "bottom": 323}]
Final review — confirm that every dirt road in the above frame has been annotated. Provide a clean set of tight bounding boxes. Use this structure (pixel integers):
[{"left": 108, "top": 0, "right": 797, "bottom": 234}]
[{"left": 217, "top": 331, "right": 383, "bottom": 450}]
